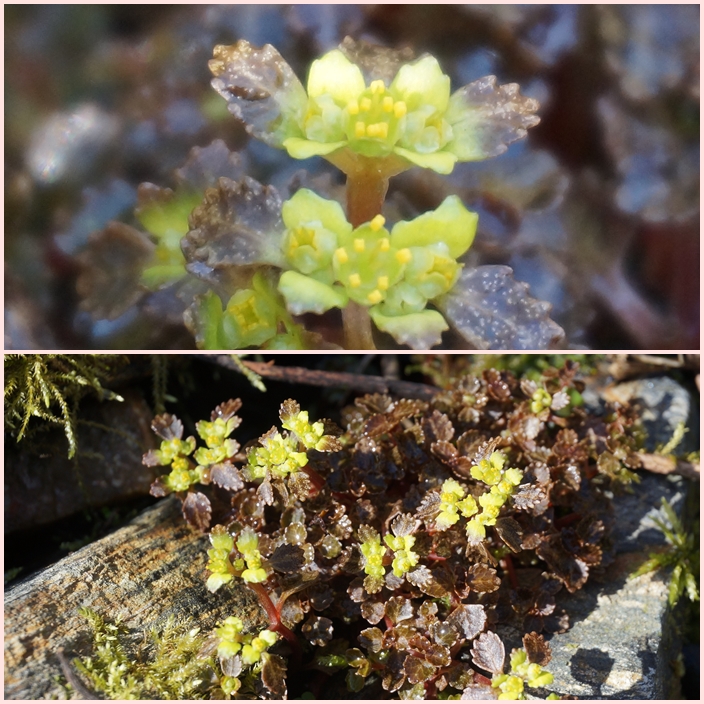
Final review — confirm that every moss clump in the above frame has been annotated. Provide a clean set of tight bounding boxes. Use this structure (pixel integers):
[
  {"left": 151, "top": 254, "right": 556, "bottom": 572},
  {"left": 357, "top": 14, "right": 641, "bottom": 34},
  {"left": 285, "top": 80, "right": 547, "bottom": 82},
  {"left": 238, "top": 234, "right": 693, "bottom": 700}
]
[{"left": 4, "top": 354, "right": 127, "bottom": 458}]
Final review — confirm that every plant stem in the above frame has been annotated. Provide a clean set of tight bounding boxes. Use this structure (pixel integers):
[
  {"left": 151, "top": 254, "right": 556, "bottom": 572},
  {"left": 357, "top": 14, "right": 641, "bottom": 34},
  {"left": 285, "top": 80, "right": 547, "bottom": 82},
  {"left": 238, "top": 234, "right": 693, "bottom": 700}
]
[
  {"left": 342, "top": 301, "right": 377, "bottom": 350},
  {"left": 247, "top": 582, "right": 302, "bottom": 669}
]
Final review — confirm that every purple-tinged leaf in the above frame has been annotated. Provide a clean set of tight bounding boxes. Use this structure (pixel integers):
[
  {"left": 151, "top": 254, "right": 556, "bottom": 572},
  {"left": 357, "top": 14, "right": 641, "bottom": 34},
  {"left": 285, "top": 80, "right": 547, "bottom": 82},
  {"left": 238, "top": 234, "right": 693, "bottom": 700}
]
[
  {"left": 183, "top": 176, "right": 285, "bottom": 271},
  {"left": 404, "top": 654, "right": 437, "bottom": 685},
  {"left": 461, "top": 683, "right": 498, "bottom": 699},
  {"left": 210, "top": 462, "right": 244, "bottom": 491},
  {"left": 175, "top": 139, "right": 247, "bottom": 192},
  {"left": 211, "top": 398, "right": 243, "bottom": 422},
  {"left": 470, "top": 631, "right": 505, "bottom": 675},
  {"left": 360, "top": 599, "right": 386, "bottom": 625},
  {"left": 522, "top": 631, "right": 552, "bottom": 666},
  {"left": 182, "top": 491, "right": 212, "bottom": 532},
  {"left": 386, "top": 596, "right": 414, "bottom": 625},
  {"left": 149, "top": 477, "right": 171, "bottom": 498},
  {"left": 209, "top": 40, "right": 308, "bottom": 148},
  {"left": 437, "top": 266, "right": 566, "bottom": 350},
  {"left": 448, "top": 604, "right": 487, "bottom": 641},
  {"left": 391, "top": 512, "right": 419, "bottom": 537},
  {"left": 302, "top": 615, "right": 334, "bottom": 646},
  {"left": 269, "top": 543, "right": 305, "bottom": 573},
  {"left": 260, "top": 652, "right": 287, "bottom": 699},
  {"left": 151, "top": 414, "right": 184, "bottom": 440}
]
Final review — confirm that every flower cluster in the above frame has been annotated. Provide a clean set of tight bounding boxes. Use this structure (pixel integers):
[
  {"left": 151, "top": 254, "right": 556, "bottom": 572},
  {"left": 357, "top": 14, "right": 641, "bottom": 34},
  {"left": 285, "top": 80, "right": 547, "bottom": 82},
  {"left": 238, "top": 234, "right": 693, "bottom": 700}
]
[
  {"left": 279, "top": 398, "right": 340, "bottom": 451},
  {"left": 235, "top": 527, "right": 268, "bottom": 584},
  {"left": 145, "top": 428, "right": 199, "bottom": 493},
  {"left": 206, "top": 526, "right": 235, "bottom": 592},
  {"left": 435, "top": 478, "right": 479, "bottom": 529},
  {"left": 194, "top": 413, "right": 240, "bottom": 468},
  {"left": 216, "top": 616, "right": 279, "bottom": 664},
  {"left": 384, "top": 533, "right": 419, "bottom": 577},
  {"left": 492, "top": 648, "right": 555, "bottom": 700},
  {"left": 245, "top": 427, "right": 309, "bottom": 480},
  {"left": 278, "top": 188, "right": 477, "bottom": 348}
]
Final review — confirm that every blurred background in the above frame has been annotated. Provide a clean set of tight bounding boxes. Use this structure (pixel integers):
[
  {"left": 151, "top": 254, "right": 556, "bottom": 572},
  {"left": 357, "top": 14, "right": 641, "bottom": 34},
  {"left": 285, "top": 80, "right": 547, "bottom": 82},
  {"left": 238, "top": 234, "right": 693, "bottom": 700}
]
[{"left": 4, "top": 4, "right": 700, "bottom": 350}]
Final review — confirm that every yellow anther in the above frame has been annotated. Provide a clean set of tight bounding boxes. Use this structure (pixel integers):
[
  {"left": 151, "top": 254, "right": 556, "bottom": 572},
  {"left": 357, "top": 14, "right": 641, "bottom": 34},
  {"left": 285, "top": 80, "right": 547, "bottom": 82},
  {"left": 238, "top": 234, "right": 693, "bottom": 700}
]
[
  {"left": 367, "top": 289, "right": 383, "bottom": 305},
  {"left": 370, "top": 80, "right": 385, "bottom": 95},
  {"left": 348, "top": 273, "right": 361, "bottom": 288},
  {"left": 383, "top": 96, "right": 394, "bottom": 112},
  {"left": 360, "top": 97, "right": 372, "bottom": 112},
  {"left": 370, "top": 214, "right": 386, "bottom": 232},
  {"left": 396, "top": 248, "right": 412, "bottom": 264},
  {"left": 394, "top": 101, "right": 407, "bottom": 119},
  {"left": 377, "top": 276, "right": 389, "bottom": 291},
  {"left": 379, "top": 238, "right": 390, "bottom": 252},
  {"left": 355, "top": 121, "right": 366, "bottom": 139},
  {"left": 366, "top": 123, "right": 380, "bottom": 138},
  {"left": 377, "top": 122, "right": 389, "bottom": 139},
  {"left": 335, "top": 247, "right": 349, "bottom": 264},
  {"left": 347, "top": 99, "right": 360, "bottom": 115},
  {"left": 353, "top": 238, "right": 365, "bottom": 253}
]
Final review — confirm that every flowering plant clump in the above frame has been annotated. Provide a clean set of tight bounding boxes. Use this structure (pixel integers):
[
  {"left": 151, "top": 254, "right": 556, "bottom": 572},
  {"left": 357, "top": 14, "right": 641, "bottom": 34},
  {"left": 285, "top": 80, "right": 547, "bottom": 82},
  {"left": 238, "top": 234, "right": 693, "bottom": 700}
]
[
  {"left": 79, "top": 37, "right": 566, "bottom": 350},
  {"left": 139, "top": 359, "right": 645, "bottom": 699}
]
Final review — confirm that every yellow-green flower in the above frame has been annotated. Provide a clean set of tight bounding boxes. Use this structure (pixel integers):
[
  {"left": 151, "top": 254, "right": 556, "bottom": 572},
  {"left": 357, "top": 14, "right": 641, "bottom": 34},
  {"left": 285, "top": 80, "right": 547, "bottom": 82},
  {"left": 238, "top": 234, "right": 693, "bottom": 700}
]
[
  {"left": 236, "top": 527, "right": 268, "bottom": 583},
  {"left": 384, "top": 533, "right": 419, "bottom": 577},
  {"left": 359, "top": 529, "right": 386, "bottom": 579}
]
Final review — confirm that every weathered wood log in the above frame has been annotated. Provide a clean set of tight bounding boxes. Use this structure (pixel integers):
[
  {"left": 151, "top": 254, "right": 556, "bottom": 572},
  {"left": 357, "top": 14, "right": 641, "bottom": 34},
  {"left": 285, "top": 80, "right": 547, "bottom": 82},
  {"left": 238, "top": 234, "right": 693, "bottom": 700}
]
[{"left": 4, "top": 496, "right": 266, "bottom": 700}]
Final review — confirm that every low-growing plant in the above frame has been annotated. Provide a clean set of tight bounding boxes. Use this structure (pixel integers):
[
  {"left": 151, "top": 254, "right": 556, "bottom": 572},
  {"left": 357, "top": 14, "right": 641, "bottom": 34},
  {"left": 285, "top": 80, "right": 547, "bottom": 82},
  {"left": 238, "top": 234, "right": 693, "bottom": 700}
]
[
  {"left": 77, "top": 37, "right": 566, "bottom": 350},
  {"left": 68, "top": 360, "right": 653, "bottom": 700}
]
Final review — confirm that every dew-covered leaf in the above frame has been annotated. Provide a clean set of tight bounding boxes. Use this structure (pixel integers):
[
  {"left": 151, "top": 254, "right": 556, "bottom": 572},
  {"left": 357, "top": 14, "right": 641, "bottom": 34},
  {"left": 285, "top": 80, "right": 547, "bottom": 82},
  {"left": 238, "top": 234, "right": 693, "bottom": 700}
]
[
  {"left": 269, "top": 543, "right": 306, "bottom": 573},
  {"left": 183, "top": 176, "right": 285, "bottom": 271},
  {"left": 386, "top": 596, "right": 414, "bottom": 625},
  {"left": 446, "top": 75, "right": 541, "bottom": 161},
  {"left": 391, "top": 512, "right": 419, "bottom": 537},
  {"left": 302, "top": 614, "right": 334, "bottom": 646},
  {"left": 359, "top": 627, "right": 384, "bottom": 652},
  {"left": 182, "top": 491, "right": 212, "bottom": 532},
  {"left": 260, "top": 652, "right": 287, "bottom": 699},
  {"left": 360, "top": 598, "right": 386, "bottom": 625},
  {"left": 76, "top": 221, "right": 155, "bottom": 320},
  {"left": 409, "top": 635, "right": 452, "bottom": 667},
  {"left": 175, "top": 139, "right": 247, "bottom": 192},
  {"left": 382, "top": 650, "right": 408, "bottom": 692},
  {"left": 436, "top": 266, "right": 566, "bottom": 350},
  {"left": 513, "top": 483, "right": 549, "bottom": 515},
  {"left": 151, "top": 413, "right": 184, "bottom": 440},
  {"left": 404, "top": 653, "right": 437, "bottom": 684},
  {"left": 211, "top": 398, "right": 243, "bottom": 422},
  {"left": 406, "top": 565, "right": 448, "bottom": 598},
  {"left": 470, "top": 630, "right": 505, "bottom": 675},
  {"left": 209, "top": 40, "right": 308, "bottom": 148},
  {"left": 210, "top": 462, "right": 244, "bottom": 491},
  {"left": 522, "top": 631, "right": 552, "bottom": 666},
  {"left": 399, "top": 682, "right": 427, "bottom": 700},
  {"left": 448, "top": 603, "right": 487, "bottom": 641}
]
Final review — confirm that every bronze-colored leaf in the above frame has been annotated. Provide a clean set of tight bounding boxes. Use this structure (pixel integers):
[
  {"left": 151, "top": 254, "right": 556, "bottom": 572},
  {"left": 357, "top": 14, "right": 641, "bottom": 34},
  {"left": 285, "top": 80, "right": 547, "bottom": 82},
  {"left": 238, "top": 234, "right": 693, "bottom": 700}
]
[
  {"left": 494, "top": 517, "right": 524, "bottom": 553},
  {"left": 536, "top": 534, "right": 589, "bottom": 592},
  {"left": 183, "top": 176, "right": 285, "bottom": 272},
  {"left": 391, "top": 512, "right": 419, "bottom": 537},
  {"left": 409, "top": 634, "right": 452, "bottom": 667},
  {"left": 422, "top": 410, "right": 455, "bottom": 443},
  {"left": 302, "top": 614, "right": 334, "bottom": 646},
  {"left": 363, "top": 573, "right": 384, "bottom": 596},
  {"left": 209, "top": 40, "right": 308, "bottom": 148},
  {"left": 466, "top": 563, "right": 501, "bottom": 593},
  {"left": 257, "top": 476, "right": 275, "bottom": 505},
  {"left": 513, "top": 484, "right": 549, "bottom": 515},
  {"left": 446, "top": 662, "right": 475, "bottom": 690},
  {"left": 288, "top": 470, "right": 312, "bottom": 501},
  {"left": 211, "top": 398, "right": 243, "bottom": 422},
  {"left": 522, "top": 632, "right": 552, "bottom": 666},
  {"left": 448, "top": 604, "right": 487, "bottom": 641},
  {"left": 359, "top": 627, "right": 384, "bottom": 652},
  {"left": 360, "top": 599, "right": 386, "bottom": 625},
  {"left": 220, "top": 653, "right": 242, "bottom": 678},
  {"left": 151, "top": 413, "right": 184, "bottom": 440},
  {"left": 470, "top": 631, "right": 505, "bottom": 675},
  {"left": 429, "top": 621, "right": 459, "bottom": 648},
  {"left": 386, "top": 596, "right": 414, "bottom": 625},
  {"left": 76, "top": 221, "right": 154, "bottom": 320},
  {"left": 260, "top": 652, "right": 287, "bottom": 699},
  {"left": 406, "top": 565, "right": 448, "bottom": 598},
  {"left": 182, "top": 491, "right": 212, "bottom": 532},
  {"left": 269, "top": 543, "right": 305, "bottom": 573},
  {"left": 149, "top": 477, "right": 171, "bottom": 498},
  {"left": 436, "top": 266, "right": 566, "bottom": 350},
  {"left": 461, "top": 683, "right": 498, "bottom": 699},
  {"left": 404, "top": 653, "right": 437, "bottom": 685},
  {"left": 210, "top": 462, "right": 244, "bottom": 491},
  {"left": 381, "top": 650, "right": 407, "bottom": 692}
]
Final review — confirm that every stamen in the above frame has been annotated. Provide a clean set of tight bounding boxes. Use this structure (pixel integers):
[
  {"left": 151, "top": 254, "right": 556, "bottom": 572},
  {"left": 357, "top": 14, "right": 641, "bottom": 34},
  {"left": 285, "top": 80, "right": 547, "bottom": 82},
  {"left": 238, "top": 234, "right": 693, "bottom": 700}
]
[
  {"left": 379, "top": 238, "right": 390, "bottom": 252},
  {"left": 377, "top": 276, "right": 389, "bottom": 291},
  {"left": 366, "top": 123, "right": 380, "bottom": 138},
  {"left": 394, "top": 101, "right": 407, "bottom": 119},
  {"left": 360, "top": 97, "right": 372, "bottom": 112},
  {"left": 348, "top": 273, "right": 361, "bottom": 288},
  {"left": 367, "top": 289, "right": 383, "bottom": 304},
  {"left": 370, "top": 80, "right": 386, "bottom": 95},
  {"left": 353, "top": 238, "right": 365, "bottom": 253},
  {"left": 347, "top": 99, "right": 359, "bottom": 115},
  {"left": 334, "top": 247, "right": 349, "bottom": 264},
  {"left": 382, "top": 96, "right": 394, "bottom": 112},
  {"left": 396, "top": 248, "right": 412, "bottom": 264},
  {"left": 354, "top": 121, "right": 366, "bottom": 139},
  {"left": 370, "top": 215, "right": 386, "bottom": 232}
]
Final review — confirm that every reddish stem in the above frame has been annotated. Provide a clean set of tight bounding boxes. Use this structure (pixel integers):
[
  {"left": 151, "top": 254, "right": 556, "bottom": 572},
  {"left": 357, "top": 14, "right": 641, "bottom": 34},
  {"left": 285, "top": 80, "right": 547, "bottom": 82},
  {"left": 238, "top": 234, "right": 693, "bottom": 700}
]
[
  {"left": 247, "top": 582, "right": 302, "bottom": 669},
  {"left": 426, "top": 552, "right": 447, "bottom": 562}
]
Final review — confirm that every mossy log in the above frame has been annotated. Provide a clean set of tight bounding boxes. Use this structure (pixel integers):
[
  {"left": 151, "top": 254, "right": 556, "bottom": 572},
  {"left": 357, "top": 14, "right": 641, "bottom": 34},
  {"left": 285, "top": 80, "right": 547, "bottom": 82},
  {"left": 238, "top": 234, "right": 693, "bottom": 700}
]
[{"left": 4, "top": 496, "right": 265, "bottom": 700}]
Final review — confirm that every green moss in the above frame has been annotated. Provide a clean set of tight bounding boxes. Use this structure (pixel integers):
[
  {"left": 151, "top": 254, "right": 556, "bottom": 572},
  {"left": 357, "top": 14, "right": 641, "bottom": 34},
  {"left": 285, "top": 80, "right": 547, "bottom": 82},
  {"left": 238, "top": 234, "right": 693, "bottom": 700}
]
[
  {"left": 4, "top": 354, "right": 127, "bottom": 458},
  {"left": 73, "top": 607, "right": 217, "bottom": 699}
]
